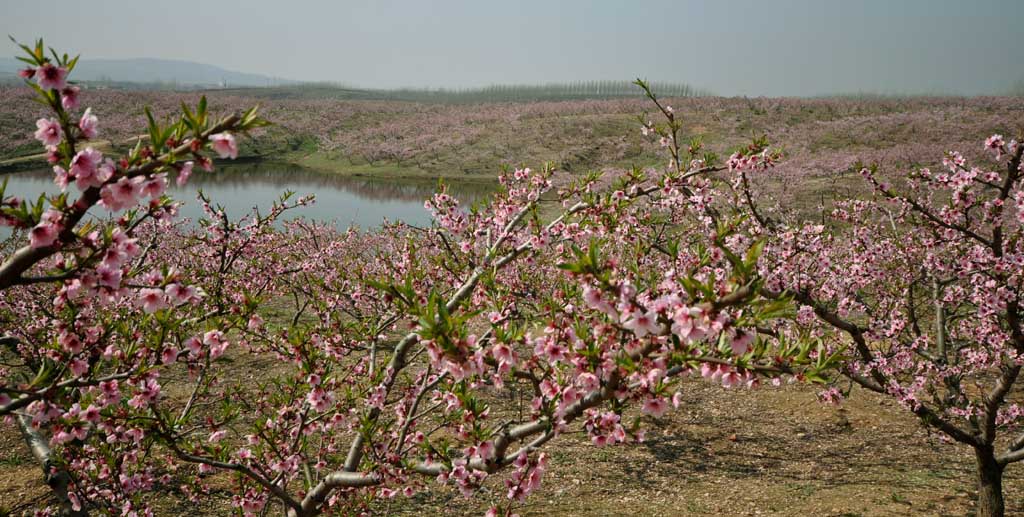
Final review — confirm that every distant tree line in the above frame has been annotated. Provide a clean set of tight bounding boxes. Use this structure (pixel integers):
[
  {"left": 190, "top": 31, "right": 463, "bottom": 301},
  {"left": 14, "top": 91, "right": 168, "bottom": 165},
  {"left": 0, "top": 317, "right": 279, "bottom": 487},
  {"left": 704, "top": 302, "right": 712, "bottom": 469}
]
[
  {"left": 266, "top": 80, "right": 712, "bottom": 103},
  {"left": 377, "top": 80, "right": 710, "bottom": 102}
]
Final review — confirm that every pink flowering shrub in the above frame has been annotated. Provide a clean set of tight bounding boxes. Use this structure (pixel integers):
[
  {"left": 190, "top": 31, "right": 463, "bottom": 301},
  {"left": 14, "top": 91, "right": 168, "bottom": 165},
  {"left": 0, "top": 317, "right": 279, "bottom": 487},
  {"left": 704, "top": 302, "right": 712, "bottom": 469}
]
[
  {"left": 0, "top": 39, "right": 275, "bottom": 515},
  {"left": 745, "top": 124, "right": 1024, "bottom": 515},
  {"left": 10, "top": 40, "right": 1016, "bottom": 517},
  {"left": 0, "top": 42, "right": 834, "bottom": 516}
]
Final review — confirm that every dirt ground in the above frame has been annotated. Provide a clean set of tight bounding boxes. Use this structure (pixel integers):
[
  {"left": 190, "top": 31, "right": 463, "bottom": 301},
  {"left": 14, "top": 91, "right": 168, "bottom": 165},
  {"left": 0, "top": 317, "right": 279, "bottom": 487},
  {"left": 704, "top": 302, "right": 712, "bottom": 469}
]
[{"left": 2, "top": 376, "right": 1019, "bottom": 516}]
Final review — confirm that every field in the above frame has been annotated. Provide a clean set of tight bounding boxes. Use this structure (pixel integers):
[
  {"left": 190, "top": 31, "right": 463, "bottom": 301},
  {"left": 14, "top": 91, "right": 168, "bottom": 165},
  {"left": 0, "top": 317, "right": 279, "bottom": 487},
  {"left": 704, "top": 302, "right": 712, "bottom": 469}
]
[
  {"left": 3, "top": 87, "right": 1022, "bottom": 198},
  {"left": 3, "top": 86, "right": 1024, "bottom": 516}
]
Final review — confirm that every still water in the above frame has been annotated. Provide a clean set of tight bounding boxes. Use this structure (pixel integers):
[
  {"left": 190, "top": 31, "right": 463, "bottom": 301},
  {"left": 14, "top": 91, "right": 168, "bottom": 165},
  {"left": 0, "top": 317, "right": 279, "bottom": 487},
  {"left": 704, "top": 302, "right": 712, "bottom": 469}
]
[{"left": 0, "top": 162, "right": 495, "bottom": 229}]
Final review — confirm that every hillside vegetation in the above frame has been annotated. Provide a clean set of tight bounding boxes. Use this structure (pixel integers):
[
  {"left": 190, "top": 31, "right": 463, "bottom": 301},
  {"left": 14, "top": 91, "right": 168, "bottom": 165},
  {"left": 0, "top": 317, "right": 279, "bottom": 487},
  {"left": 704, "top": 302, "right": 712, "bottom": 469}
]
[{"left": 3, "top": 87, "right": 1020, "bottom": 196}]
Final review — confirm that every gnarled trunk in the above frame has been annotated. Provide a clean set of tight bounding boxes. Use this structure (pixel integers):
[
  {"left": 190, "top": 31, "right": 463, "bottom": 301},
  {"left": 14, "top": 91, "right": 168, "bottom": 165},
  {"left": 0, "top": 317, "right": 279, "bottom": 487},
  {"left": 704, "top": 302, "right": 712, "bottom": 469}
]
[
  {"left": 975, "top": 445, "right": 1005, "bottom": 517},
  {"left": 17, "top": 414, "right": 87, "bottom": 517}
]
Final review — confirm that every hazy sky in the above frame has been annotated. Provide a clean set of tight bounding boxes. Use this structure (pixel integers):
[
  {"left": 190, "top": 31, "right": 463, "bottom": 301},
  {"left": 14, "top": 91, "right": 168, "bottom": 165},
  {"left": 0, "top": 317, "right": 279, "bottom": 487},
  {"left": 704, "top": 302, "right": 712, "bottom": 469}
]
[{"left": 1, "top": 0, "right": 1020, "bottom": 96}]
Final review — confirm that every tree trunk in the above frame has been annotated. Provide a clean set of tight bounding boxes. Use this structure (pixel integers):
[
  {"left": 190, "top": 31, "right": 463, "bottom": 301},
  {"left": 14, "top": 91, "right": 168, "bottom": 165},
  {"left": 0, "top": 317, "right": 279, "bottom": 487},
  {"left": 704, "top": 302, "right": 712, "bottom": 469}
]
[
  {"left": 975, "top": 445, "right": 1005, "bottom": 517},
  {"left": 17, "top": 414, "right": 88, "bottom": 516}
]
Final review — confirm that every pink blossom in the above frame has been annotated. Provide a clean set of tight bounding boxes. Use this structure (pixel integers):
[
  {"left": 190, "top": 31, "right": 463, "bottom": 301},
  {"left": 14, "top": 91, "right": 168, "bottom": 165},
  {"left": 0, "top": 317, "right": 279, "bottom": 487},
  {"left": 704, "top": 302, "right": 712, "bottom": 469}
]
[
  {"left": 720, "top": 369, "right": 743, "bottom": 388},
  {"left": 136, "top": 288, "right": 168, "bottom": 313},
  {"left": 70, "top": 147, "right": 104, "bottom": 190},
  {"left": 100, "top": 176, "right": 143, "bottom": 211},
  {"left": 540, "top": 340, "right": 567, "bottom": 363},
  {"left": 672, "top": 391, "right": 685, "bottom": 408},
  {"left": 81, "top": 405, "right": 101, "bottom": 424},
  {"left": 184, "top": 337, "right": 203, "bottom": 358},
  {"left": 96, "top": 264, "right": 123, "bottom": 289},
  {"left": 984, "top": 134, "right": 1004, "bottom": 151},
  {"left": 161, "top": 346, "right": 178, "bottom": 365},
  {"left": 1015, "top": 193, "right": 1024, "bottom": 224},
  {"left": 166, "top": 283, "right": 200, "bottom": 305},
  {"left": 641, "top": 396, "right": 670, "bottom": 418},
  {"left": 36, "top": 63, "right": 67, "bottom": 90},
  {"left": 307, "top": 387, "right": 335, "bottom": 412},
  {"left": 78, "top": 108, "right": 98, "bottom": 139},
  {"left": 700, "top": 362, "right": 723, "bottom": 381},
  {"left": 53, "top": 166, "right": 70, "bottom": 190},
  {"left": 99, "top": 380, "right": 120, "bottom": 406},
  {"left": 204, "top": 330, "right": 229, "bottom": 359},
  {"left": 582, "top": 286, "right": 615, "bottom": 316},
  {"left": 60, "top": 86, "right": 80, "bottom": 110},
  {"left": 96, "top": 158, "right": 115, "bottom": 183},
  {"left": 491, "top": 342, "right": 515, "bottom": 365},
  {"left": 621, "top": 309, "right": 662, "bottom": 338},
  {"left": 128, "top": 378, "right": 161, "bottom": 409},
  {"left": 29, "top": 210, "right": 62, "bottom": 249},
  {"left": 577, "top": 372, "right": 600, "bottom": 392},
  {"left": 141, "top": 173, "right": 168, "bottom": 199},
  {"left": 730, "top": 330, "right": 754, "bottom": 355},
  {"left": 34, "top": 118, "right": 62, "bottom": 146},
  {"left": 58, "top": 331, "right": 83, "bottom": 354},
  {"left": 69, "top": 357, "right": 89, "bottom": 377},
  {"left": 52, "top": 430, "right": 73, "bottom": 445},
  {"left": 671, "top": 306, "right": 707, "bottom": 342},
  {"left": 177, "top": 161, "right": 194, "bottom": 187},
  {"left": 210, "top": 132, "right": 239, "bottom": 159},
  {"left": 818, "top": 387, "right": 844, "bottom": 405},
  {"left": 539, "top": 379, "right": 559, "bottom": 399},
  {"left": 476, "top": 440, "right": 495, "bottom": 460}
]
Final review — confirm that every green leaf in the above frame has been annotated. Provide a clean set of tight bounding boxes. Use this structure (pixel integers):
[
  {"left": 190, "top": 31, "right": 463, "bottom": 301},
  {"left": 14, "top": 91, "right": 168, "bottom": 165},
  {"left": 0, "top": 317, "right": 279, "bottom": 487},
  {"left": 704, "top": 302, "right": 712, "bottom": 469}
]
[
  {"left": 144, "top": 107, "right": 161, "bottom": 153},
  {"left": 744, "top": 239, "right": 766, "bottom": 268},
  {"left": 719, "top": 244, "right": 745, "bottom": 274},
  {"left": 558, "top": 262, "right": 581, "bottom": 273},
  {"left": 180, "top": 102, "right": 197, "bottom": 132}
]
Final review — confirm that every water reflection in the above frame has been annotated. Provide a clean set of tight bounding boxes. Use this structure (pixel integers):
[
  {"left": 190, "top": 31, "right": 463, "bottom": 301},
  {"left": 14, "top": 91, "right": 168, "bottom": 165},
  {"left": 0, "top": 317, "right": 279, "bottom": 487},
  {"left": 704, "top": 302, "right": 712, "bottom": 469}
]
[{"left": 0, "top": 162, "right": 496, "bottom": 230}]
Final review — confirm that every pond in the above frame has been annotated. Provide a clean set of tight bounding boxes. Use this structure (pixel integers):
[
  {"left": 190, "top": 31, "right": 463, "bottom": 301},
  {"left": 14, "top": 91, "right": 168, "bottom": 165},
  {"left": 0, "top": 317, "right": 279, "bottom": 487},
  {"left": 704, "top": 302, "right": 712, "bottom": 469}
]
[{"left": 0, "top": 162, "right": 496, "bottom": 230}]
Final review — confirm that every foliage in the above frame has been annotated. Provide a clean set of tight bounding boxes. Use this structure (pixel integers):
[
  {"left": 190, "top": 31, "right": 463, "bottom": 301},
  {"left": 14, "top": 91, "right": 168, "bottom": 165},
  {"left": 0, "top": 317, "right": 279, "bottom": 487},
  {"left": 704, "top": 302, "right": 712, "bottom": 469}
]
[{"left": 3, "top": 40, "right": 1022, "bottom": 517}]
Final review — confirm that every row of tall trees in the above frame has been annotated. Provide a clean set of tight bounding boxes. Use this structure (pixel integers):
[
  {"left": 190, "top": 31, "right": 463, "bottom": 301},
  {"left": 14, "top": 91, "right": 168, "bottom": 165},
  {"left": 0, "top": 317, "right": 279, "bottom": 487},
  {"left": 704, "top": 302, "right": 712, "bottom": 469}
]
[{"left": 284, "top": 80, "right": 710, "bottom": 103}]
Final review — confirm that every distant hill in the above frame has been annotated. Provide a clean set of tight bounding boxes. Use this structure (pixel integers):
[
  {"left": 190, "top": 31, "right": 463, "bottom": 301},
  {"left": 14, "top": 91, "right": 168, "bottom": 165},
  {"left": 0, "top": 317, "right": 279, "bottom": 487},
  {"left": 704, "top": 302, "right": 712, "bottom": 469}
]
[{"left": 0, "top": 57, "right": 295, "bottom": 88}]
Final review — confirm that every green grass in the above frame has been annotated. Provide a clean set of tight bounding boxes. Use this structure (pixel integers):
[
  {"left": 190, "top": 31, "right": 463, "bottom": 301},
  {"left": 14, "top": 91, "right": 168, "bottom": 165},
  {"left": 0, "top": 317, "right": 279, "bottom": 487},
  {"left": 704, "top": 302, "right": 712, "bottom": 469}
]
[
  {"left": 0, "top": 455, "right": 29, "bottom": 468},
  {"left": 284, "top": 150, "right": 492, "bottom": 181}
]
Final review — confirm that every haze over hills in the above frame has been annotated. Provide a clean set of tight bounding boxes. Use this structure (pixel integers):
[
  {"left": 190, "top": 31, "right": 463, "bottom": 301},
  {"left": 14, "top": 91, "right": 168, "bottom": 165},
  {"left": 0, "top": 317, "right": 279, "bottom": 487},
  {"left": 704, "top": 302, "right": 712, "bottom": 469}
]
[
  {"left": 0, "top": 57, "right": 296, "bottom": 87},
  {"left": 0, "top": 55, "right": 712, "bottom": 102},
  {"left": 1, "top": 55, "right": 1019, "bottom": 99}
]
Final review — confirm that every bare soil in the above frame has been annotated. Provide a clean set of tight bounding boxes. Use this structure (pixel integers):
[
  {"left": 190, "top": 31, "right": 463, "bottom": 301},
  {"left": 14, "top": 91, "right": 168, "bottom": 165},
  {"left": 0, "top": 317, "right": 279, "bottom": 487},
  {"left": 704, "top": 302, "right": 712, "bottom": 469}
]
[{"left": 3, "top": 377, "right": 1019, "bottom": 516}]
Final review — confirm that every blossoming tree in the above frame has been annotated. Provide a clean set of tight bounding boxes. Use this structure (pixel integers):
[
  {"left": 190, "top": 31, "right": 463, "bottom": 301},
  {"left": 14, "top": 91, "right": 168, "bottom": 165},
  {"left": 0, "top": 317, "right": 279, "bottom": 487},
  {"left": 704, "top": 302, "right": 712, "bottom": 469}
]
[
  {"left": 0, "top": 39, "right": 275, "bottom": 515},
  {"left": 619, "top": 76, "right": 1024, "bottom": 516},
  {"left": 0, "top": 43, "right": 836, "bottom": 516},
  {"left": 743, "top": 127, "right": 1024, "bottom": 515}
]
